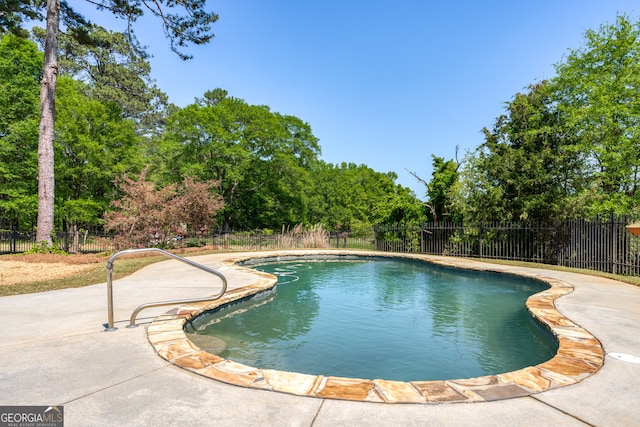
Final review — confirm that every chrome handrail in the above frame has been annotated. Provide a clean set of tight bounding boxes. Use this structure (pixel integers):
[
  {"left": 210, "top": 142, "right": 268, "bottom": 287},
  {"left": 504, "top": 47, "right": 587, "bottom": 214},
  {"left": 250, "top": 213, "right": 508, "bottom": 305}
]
[{"left": 105, "top": 248, "right": 227, "bottom": 331}]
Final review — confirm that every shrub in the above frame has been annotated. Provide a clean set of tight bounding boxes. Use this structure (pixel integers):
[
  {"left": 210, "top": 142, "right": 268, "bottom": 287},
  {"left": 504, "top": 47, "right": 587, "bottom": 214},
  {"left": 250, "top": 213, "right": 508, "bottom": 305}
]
[{"left": 103, "top": 171, "right": 224, "bottom": 249}]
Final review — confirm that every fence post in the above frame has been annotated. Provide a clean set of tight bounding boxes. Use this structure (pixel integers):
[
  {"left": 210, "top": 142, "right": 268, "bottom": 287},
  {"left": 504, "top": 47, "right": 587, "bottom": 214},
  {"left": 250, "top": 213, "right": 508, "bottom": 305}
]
[
  {"left": 610, "top": 213, "right": 617, "bottom": 275},
  {"left": 478, "top": 223, "right": 484, "bottom": 258},
  {"left": 373, "top": 226, "right": 378, "bottom": 250},
  {"left": 71, "top": 224, "right": 79, "bottom": 254},
  {"left": 10, "top": 227, "right": 17, "bottom": 254},
  {"left": 555, "top": 221, "right": 561, "bottom": 266}
]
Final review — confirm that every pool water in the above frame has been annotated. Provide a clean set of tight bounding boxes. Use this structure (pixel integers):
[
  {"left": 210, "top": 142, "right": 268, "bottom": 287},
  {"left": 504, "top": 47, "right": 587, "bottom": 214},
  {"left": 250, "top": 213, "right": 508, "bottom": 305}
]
[{"left": 188, "top": 258, "right": 558, "bottom": 381}]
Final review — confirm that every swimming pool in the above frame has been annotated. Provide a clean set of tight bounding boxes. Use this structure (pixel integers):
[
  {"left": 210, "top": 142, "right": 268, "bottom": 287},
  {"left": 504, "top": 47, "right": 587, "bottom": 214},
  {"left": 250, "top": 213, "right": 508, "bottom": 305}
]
[
  {"left": 187, "top": 257, "right": 558, "bottom": 381},
  {"left": 147, "top": 251, "right": 604, "bottom": 404}
]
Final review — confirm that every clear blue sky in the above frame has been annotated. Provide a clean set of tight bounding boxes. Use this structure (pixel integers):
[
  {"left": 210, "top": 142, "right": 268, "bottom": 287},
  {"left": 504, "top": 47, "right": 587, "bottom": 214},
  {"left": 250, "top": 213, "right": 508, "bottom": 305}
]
[{"left": 76, "top": 1, "right": 639, "bottom": 199}]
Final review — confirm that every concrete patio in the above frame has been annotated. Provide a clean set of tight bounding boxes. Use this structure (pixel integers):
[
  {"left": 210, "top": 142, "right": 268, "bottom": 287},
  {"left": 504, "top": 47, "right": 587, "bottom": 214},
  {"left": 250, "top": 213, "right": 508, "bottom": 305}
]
[{"left": 0, "top": 251, "right": 638, "bottom": 426}]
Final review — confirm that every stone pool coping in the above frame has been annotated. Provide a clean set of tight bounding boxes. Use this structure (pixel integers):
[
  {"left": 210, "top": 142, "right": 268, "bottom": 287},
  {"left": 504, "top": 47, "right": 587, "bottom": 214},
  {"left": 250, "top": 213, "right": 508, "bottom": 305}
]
[{"left": 147, "top": 250, "right": 604, "bottom": 404}]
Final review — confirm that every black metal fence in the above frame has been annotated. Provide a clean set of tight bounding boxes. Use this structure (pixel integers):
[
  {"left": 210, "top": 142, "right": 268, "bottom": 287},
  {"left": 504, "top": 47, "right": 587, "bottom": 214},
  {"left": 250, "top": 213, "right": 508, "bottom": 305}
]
[
  {"left": 4, "top": 216, "right": 640, "bottom": 276},
  {"left": 374, "top": 215, "right": 640, "bottom": 276},
  {"left": 0, "top": 229, "right": 375, "bottom": 255},
  {"left": 0, "top": 228, "right": 117, "bottom": 255}
]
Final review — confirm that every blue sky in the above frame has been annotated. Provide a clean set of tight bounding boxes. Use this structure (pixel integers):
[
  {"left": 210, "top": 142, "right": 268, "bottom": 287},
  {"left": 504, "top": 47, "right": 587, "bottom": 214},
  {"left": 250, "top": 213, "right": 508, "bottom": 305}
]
[{"left": 75, "top": 1, "right": 639, "bottom": 199}]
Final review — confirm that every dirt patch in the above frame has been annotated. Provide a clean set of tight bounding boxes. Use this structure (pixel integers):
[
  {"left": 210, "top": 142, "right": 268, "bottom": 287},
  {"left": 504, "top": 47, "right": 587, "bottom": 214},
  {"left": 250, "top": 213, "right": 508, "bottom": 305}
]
[
  {"left": 0, "top": 253, "right": 106, "bottom": 286},
  {"left": 0, "top": 247, "right": 218, "bottom": 287},
  {"left": 0, "top": 261, "right": 99, "bottom": 285}
]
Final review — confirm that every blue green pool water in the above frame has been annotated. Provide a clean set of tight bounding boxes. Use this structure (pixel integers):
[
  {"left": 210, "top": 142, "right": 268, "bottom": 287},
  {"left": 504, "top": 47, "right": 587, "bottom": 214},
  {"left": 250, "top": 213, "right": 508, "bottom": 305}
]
[{"left": 188, "top": 257, "right": 558, "bottom": 381}]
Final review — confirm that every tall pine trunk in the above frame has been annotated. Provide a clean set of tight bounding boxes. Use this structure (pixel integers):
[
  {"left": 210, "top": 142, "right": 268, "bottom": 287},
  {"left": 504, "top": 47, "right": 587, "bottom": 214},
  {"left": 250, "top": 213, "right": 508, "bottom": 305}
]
[{"left": 36, "top": 0, "right": 59, "bottom": 246}]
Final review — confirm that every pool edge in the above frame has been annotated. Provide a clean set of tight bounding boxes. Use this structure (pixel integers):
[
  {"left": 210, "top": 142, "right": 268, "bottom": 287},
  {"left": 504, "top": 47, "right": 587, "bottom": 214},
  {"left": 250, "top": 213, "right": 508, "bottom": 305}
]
[{"left": 146, "top": 250, "right": 605, "bottom": 404}]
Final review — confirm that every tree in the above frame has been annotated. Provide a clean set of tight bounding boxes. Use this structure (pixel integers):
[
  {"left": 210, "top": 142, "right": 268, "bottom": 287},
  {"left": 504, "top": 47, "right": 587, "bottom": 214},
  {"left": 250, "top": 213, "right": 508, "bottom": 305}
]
[
  {"left": 33, "top": 23, "right": 170, "bottom": 135},
  {"left": 1, "top": 0, "right": 218, "bottom": 245},
  {"left": 159, "top": 92, "right": 321, "bottom": 230},
  {"left": 307, "top": 162, "right": 422, "bottom": 230},
  {"left": 55, "top": 76, "right": 142, "bottom": 228},
  {"left": 408, "top": 148, "right": 461, "bottom": 222},
  {"left": 103, "top": 170, "right": 223, "bottom": 248},
  {"left": 552, "top": 14, "right": 640, "bottom": 215},
  {"left": 0, "top": 34, "right": 42, "bottom": 228},
  {"left": 453, "top": 15, "right": 640, "bottom": 222},
  {"left": 0, "top": 1, "right": 43, "bottom": 38},
  {"left": 234, "top": 112, "right": 321, "bottom": 228},
  {"left": 157, "top": 91, "right": 421, "bottom": 231},
  {"left": 36, "top": 0, "right": 59, "bottom": 245},
  {"left": 455, "top": 81, "right": 588, "bottom": 223}
]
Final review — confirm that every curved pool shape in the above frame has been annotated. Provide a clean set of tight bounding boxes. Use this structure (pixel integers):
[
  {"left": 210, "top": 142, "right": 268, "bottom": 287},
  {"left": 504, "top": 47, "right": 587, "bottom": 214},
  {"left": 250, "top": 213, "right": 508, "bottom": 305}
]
[
  {"left": 147, "top": 251, "right": 605, "bottom": 404},
  {"left": 187, "top": 258, "right": 558, "bottom": 381}
]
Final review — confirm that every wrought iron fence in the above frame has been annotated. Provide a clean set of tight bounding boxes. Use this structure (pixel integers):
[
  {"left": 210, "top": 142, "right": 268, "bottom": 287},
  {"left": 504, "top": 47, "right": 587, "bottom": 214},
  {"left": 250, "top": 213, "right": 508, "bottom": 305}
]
[
  {"left": 4, "top": 216, "right": 640, "bottom": 276},
  {"left": 0, "top": 228, "right": 117, "bottom": 255},
  {"left": 374, "top": 215, "right": 640, "bottom": 276},
  {"left": 0, "top": 229, "right": 375, "bottom": 255}
]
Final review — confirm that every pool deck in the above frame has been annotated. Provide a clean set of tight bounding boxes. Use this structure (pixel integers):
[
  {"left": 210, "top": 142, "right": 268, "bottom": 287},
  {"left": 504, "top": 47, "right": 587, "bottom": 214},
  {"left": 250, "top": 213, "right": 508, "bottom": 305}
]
[{"left": 0, "top": 250, "right": 638, "bottom": 426}]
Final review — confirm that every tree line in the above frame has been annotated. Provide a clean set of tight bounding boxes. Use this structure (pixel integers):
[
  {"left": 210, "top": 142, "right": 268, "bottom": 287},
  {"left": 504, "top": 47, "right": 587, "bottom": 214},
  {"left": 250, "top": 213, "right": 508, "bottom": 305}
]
[
  {"left": 0, "top": 23, "right": 421, "bottom": 239},
  {"left": 2, "top": 4, "right": 640, "bottom": 248}
]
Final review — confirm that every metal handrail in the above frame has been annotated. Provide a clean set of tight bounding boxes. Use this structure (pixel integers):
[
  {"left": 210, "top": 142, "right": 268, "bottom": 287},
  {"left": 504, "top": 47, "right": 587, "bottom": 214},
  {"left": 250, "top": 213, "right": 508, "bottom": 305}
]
[{"left": 105, "top": 248, "right": 227, "bottom": 331}]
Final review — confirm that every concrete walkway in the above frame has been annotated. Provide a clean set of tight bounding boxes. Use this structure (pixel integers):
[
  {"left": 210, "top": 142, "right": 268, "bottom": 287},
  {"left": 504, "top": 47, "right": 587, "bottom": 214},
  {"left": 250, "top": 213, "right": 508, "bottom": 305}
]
[{"left": 0, "top": 251, "right": 638, "bottom": 426}]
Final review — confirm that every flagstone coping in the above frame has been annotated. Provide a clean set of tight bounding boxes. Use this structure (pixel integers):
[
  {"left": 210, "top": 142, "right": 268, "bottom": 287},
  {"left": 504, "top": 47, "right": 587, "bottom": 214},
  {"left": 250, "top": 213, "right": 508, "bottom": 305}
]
[{"left": 147, "top": 251, "right": 604, "bottom": 404}]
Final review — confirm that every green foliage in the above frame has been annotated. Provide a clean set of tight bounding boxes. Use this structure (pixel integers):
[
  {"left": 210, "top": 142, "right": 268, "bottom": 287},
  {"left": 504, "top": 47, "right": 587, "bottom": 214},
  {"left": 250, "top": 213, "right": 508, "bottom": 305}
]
[
  {"left": 155, "top": 92, "right": 424, "bottom": 231},
  {"left": 306, "top": 162, "right": 424, "bottom": 230},
  {"left": 54, "top": 76, "right": 144, "bottom": 227},
  {"left": 0, "top": 35, "right": 41, "bottom": 131},
  {"left": 158, "top": 92, "right": 322, "bottom": 230},
  {"left": 374, "top": 226, "right": 422, "bottom": 253},
  {"left": 98, "top": 0, "right": 219, "bottom": 60},
  {"left": 452, "top": 14, "right": 640, "bottom": 223},
  {"left": 25, "top": 241, "right": 68, "bottom": 255},
  {"left": 458, "top": 82, "right": 583, "bottom": 222},
  {"left": 348, "top": 219, "right": 375, "bottom": 238},
  {"left": 33, "top": 24, "right": 171, "bottom": 134},
  {"left": 552, "top": 14, "right": 640, "bottom": 215},
  {"left": 428, "top": 156, "right": 459, "bottom": 221},
  {"left": 411, "top": 154, "right": 461, "bottom": 222},
  {"left": 0, "top": 1, "right": 43, "bottom": 38},
  {"left": 0, "top": 34, "right": 41, "bottom": 227},
  {"left": 15, "top": 1, "right": 219, "bottom": 61},
  {"left": 1, "top": 4, "right": 425, "bottom": 235},
  {"left": 14, "top": 0, "right": 219, "bottom": 246},
  {"left": 0, "top": 33, "right": 157, "bottom": 230}
]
